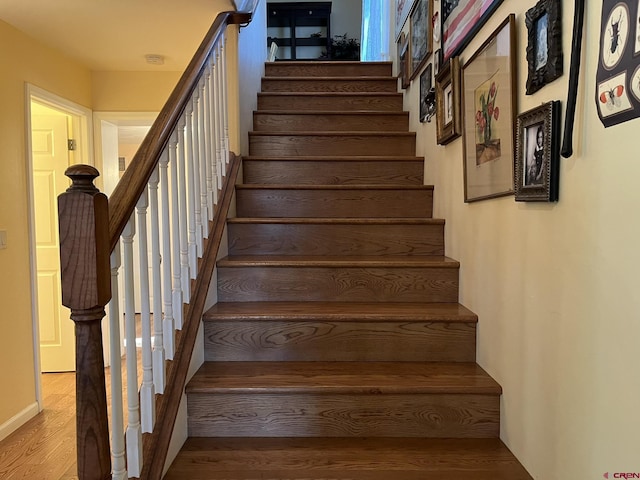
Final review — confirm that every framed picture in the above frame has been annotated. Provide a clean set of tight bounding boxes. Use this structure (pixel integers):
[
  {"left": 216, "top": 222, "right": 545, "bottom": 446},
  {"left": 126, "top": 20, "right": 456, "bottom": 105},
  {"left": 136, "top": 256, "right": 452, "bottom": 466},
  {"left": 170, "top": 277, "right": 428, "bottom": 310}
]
[
  {"left": 441, "top": 0, "right": 504, "bottom": 61},
  {"left": 514, "top": 101, "right": 560, "bottom": 201},
  {"left": 398, "top": 32, "right": 411, "bottom": 89},
  {"left": 462, "top": 14, "right": 517, "bottom": 203},
  {"left": 420, "top": 63, "right": 433, "bottom": 122},
  {"left": 409, "top": 0, "right": 433, "bottom": 80},
  {"left": 595, "top": 0, "right": 640, "bottom": 127},
  {"left": 435, "top": 56, "right": 462, "bottom": 144},
  {"left": 396, "top": 0, "right": 418, "bottom": 41},
  {"left": 525, "top": 0, "right": 563, "bottom": 95},
  {"left": 433, "top": 48, "right": 442, "bottom": 75}
]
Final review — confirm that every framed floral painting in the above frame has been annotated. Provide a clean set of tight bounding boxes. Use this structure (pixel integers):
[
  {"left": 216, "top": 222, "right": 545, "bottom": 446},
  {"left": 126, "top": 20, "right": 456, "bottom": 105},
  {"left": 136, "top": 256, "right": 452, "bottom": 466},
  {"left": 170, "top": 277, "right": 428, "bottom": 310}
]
[{"left": 461, "top": 14, "right": 517, "bottom": 202}]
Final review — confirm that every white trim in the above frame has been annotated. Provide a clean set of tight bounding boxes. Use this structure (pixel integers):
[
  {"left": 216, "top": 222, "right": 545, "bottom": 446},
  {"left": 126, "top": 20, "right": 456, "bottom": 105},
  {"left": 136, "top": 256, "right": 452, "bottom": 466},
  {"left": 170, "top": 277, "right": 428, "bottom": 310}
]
[
  {"left": 25, "top": 83, "right": 94, "bottom": 410},
  {"left": 0, "top": 403, "right": 39, "bottom": 442}
]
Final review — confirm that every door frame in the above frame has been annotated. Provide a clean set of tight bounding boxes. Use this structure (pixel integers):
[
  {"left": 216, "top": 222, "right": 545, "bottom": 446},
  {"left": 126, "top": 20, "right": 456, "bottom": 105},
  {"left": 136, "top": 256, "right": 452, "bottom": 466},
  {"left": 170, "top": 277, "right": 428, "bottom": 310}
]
[{"left": 25, "top": 84, "right": 94, "bottom": 410}]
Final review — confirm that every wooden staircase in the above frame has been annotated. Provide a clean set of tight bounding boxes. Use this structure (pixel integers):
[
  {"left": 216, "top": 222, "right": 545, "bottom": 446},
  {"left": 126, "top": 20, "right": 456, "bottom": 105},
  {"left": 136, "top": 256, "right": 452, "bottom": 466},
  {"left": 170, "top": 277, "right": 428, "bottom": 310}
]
[{"left": 166, "top": 61, "right": 532, "bottom": 479}]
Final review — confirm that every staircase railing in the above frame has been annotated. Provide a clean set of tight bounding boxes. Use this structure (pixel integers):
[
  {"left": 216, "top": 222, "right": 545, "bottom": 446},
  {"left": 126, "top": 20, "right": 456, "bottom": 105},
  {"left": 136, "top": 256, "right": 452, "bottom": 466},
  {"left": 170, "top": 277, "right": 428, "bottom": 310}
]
[{"left": 57, "top": 7, "right": 255, "bottom": 480}]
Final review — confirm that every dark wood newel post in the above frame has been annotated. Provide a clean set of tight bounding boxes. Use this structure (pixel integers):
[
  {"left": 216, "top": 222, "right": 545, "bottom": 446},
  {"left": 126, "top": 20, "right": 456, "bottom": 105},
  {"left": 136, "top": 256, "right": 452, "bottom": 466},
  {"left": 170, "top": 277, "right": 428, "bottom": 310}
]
[{"left": 58, "top": 164, "right": 112, "bottom": 480}]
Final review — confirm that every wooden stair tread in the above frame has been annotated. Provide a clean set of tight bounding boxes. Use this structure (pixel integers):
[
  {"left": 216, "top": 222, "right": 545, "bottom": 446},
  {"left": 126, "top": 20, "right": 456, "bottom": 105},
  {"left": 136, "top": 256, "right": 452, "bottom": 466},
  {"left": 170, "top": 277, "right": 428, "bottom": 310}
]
[
  {"left": 263, "top": 76, "right": 396, "bottom": 81},
  {"left": 235, "top": 184, "right": 433, "bottom": 190},
  {"left": 249, "top": 131, "right": 416, "bottom": 137},
  {"left": 187, "top": 362, "right": 501, "bottom": 394},
  {"left": 218, "top": 255, "right": 459, "bottom": 268},
  {"left": 267, "top": 61, "right": 392, "bottom": 66},
  {"left": 244, "top": 155, "right": 424, "bottom": 161},
  {"left": 166, "top": 437, "right": 532, "bottom": 479},
  {"left": 255, "top": 110, "right": 409, "bottom": 116},
  {"left": 228, "top": 217, "right": 444, "bottom": 225},
  {"left": 258, "top": 92, "right": 403, "bottom": 97},
  {"left": 204, "top": 301, "right": 477, "bottom": 322}
]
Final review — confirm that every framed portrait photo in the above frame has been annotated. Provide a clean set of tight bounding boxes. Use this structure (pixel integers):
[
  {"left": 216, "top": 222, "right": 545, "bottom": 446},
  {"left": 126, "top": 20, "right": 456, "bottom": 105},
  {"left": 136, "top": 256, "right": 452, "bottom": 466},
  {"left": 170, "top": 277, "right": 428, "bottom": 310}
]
[
  {"left": 514, "top": 101, "right": 560, "bottom": 202},
  {"left": 420, "top": 63, "right": 433, "bottom": 122},
  {"left": 398, "top": 32, "right": 411, "bottom": 89},
  {"left": 441, "top": 0, "right": 504, "bottom": 61},
  {"left": 435, "top": 56, "right": 462, "bottom": 144},
  {"left": 409, "top": 0, "right": 433, "bottom": 80},
  {"left": 525, "top": 0, "right": 563, "bottom": 95},
  {"left": 461, "top": 14, "right": 517, "bottom": 203}
]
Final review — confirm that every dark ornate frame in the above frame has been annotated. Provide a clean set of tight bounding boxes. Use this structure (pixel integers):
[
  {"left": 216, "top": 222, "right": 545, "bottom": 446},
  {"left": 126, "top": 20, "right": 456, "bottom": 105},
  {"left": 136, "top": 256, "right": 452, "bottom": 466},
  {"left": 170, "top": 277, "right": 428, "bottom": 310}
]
[
  {"left": 525, "top": 0, "right": 563, "bottom": 95},
  {"left": 398, "top": 32, "right": 411, "bottom": 89},
  {"left": 514, "top": 100, "right": 561, "bottom": 201},
  {"left": 435, "top": 56, "right": 462, "bottom": 144}
]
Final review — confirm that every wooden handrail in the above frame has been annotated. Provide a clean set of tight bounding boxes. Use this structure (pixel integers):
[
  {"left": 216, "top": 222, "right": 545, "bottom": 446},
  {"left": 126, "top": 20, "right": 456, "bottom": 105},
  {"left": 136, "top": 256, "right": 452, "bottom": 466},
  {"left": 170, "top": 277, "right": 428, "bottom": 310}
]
[{"left": 108, "top": 10, "right": 251, "bottom": 253}]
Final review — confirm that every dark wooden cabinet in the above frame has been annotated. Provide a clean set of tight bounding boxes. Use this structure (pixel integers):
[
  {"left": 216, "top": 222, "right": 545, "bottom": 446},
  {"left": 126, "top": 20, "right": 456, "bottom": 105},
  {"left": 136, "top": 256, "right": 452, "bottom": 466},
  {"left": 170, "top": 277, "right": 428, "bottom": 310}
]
[{"left": 267, "top": 2, "right": 332, "bottom": 60}]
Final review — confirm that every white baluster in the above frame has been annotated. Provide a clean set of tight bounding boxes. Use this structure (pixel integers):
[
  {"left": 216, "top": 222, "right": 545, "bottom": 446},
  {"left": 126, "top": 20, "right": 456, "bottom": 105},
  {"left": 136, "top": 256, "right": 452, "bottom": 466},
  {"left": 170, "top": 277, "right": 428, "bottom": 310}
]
[
  {"left": 159, "top": 149, "right": 176, "bottom": 359},
  {"left": 211, "top": 54, "right": 223, "bottom": 192},
  {"left": 148, "top": 166, "right": 165, "bottom": 392},
  {"left": 176, "top": 117, "right": 191, "bottom": 303},
  {"left": 207, "top": 56, "right": 220, "bottom": 207},
  {"left": 184, "top": 103, "right": 198, "bottom": 278},
  {"left": 216, "top": 44, "right": 227, "bottom": 177},
  {"left": 108, "top": 245, "right": 126, "bottom": 480},
  {"left": 202, "top": 71, "right": 215, "bottom": 221},
  {"left": 136, "top": 189, "right": 155, "bottom": 434},
  {"left": 169, "top": 130, "right": 185, "bottom": 329},
  {"left": 220, "top": 36, "right": 230, "bottom": 166},
  {"left": 193, "top": 87, "right": 207, "bottom": 247},
  {"left": 122, "top": 216, "right": 142, "bottom": 477}
]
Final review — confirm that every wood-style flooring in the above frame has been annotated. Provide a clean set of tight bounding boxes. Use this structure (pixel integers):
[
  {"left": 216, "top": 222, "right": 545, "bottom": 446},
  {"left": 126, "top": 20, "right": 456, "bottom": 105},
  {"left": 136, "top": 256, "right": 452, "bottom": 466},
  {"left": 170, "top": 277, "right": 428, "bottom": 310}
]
[{"left": 0, "top": 373, "right": 78, "bottom": 480}]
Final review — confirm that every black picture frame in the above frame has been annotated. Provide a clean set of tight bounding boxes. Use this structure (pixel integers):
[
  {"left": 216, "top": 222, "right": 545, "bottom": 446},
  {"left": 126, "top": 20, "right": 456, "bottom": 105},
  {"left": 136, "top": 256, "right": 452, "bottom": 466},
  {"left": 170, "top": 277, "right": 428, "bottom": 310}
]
[
  {"left": 525, "top": 0, "right": 563, "bottom": 95},
  {"left": 420, "top": 64, "right": 433, "bottom": 122},
  {"left": 398, "top": 32, "right": 411, "bottom": 89},
  {"left": 409, "top": 0, "right": 433, "bottom": 80},
  {"left": 514, "top": 101, "right": 561, "bottom": 202},
  {"left": 441, "top": 0, "right": 504, "bottom": 61},
  {"left": 435, "top": 56, "right": 462, "bottom": 144}
]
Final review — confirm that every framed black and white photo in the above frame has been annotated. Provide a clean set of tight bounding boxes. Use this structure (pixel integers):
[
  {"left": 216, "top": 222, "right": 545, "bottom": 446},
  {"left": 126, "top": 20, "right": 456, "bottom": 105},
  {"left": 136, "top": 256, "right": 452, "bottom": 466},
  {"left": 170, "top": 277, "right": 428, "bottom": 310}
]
[
  {"left": 420, "top": 63, "right": 433, "bottom": 122},
  {"left": 525, "top": 0, "right": 563, "bottom": 95},
  {"left": 409, "top": 0, "right": 433, "bottom": 80},
  {"left": 436, "top": 56, "right": 462, "bottom": 144},
  {"left": 514, "top": 101, "right": 561, "bottom": 202}
]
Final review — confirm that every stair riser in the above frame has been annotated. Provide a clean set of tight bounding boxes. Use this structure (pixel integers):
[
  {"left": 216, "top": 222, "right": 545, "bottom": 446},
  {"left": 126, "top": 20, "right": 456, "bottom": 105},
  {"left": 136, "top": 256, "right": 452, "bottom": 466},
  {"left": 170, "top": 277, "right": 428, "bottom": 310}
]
[
  {"left": 243, "top": 160, "right": 424, "bottom": 185},
  {"left": 235, "top": 189, "right": 433, "bottom": 218},
  {"left": 217, "top": 266, "right": 459, "bottom": 303},
  {"left": 257, "top": 94, "right": 404, "bottom": 111},
  {"left": 253, "top": 113, "right": 409, "bottom": 132},
  {"left": 187, "top": 393, "right": 499, "bottom": 438},
  {"left": 262, "top": 78, "right": 398, "bottom": 93},
  {"left": 204, "top": 321, "right": 476, "bottom": 362},
  {"left": 249, "top": 134, "right": 416, "bottom": 157},
  {"left": 228, "top": 223, "right": 444, "bottom": 256},
  {"left": 265, "top": 63, "right": 393, "bottom": 77}
]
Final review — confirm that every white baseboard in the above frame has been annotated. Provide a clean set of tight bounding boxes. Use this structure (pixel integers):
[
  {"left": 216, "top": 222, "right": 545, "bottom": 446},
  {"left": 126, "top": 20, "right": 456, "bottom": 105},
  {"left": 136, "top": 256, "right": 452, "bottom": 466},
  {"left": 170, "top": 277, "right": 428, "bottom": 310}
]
[{"left": 0, "top": 402, "right": 40, "bottom": 442}]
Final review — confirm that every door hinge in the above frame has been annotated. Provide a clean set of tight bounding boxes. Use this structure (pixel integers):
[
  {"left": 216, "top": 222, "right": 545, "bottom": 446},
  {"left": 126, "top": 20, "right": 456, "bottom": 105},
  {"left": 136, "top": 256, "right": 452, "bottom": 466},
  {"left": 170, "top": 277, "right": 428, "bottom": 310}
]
[{"left": 67, "top": 139, "right": 77, "bottom": 151}]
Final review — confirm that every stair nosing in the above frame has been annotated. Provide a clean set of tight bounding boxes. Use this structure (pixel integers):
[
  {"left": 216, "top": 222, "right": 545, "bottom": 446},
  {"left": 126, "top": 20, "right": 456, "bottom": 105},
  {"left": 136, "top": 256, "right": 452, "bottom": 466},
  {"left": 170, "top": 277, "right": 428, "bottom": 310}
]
[
  {"left": 249, "top": 131, "right": 416, "bottom": 137},
  {"left": 217, "top": 255, "right": 460, "bottom": 268},
  {"left": 263, "top": 76, "right": 397, "bottom": 81},
  {"left": 227, "top": 217, "right": 444, "bottom": 225},
  {"left": 235, "top": 184, "right": 433, "bottom": 190},
  {"left": 203, "top": 302, "right": 478, "bottom": 323},
  {"left": 257, "top": 92, "right": 403, "bottom": 97},
  {"left": 254, "top": 110, "right": 409, "bottom": 116},
  {"left": 187, "top": 362, "right": 501, "bottom": 395},
  {"left": 243, "top": 155, "right": 424, "bottom": 161},
  {"left": 266, "top": 61, "right": 392, "bottom": 66}
]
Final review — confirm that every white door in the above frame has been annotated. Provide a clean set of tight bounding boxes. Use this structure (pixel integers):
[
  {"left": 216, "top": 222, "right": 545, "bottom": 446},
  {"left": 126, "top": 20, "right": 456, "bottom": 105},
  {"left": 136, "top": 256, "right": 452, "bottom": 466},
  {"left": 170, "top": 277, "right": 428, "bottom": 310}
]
[{"left": 32, "top": 114, "right": 75, "bottom": 372}]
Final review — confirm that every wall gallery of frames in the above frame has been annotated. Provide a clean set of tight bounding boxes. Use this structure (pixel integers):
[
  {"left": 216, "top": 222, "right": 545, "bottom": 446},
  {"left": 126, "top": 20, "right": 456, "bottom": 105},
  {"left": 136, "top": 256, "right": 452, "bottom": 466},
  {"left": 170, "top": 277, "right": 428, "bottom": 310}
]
[{"left": 395, "top": 0, "right": 640, "bottom": 204}]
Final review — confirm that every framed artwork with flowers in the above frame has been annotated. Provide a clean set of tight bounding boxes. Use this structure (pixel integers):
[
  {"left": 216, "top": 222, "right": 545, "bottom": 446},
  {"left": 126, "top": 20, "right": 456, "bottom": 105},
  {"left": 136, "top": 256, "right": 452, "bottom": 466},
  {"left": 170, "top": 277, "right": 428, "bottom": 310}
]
[{"left": 462, "top": 14, "right": 517, "bottom": 202}]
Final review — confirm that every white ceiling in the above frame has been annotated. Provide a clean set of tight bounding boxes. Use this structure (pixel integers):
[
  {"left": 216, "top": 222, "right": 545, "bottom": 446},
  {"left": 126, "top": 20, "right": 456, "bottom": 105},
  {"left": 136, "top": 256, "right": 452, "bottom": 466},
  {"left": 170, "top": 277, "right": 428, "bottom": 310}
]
[{"left": 0, "top": 0, "right": 234, "bottom": 71}]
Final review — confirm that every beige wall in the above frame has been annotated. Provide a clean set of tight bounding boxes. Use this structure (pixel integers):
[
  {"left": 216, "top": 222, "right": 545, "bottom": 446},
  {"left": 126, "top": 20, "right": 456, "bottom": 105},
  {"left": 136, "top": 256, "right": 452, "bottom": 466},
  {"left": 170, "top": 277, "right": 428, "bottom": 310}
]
[
  {"left": 91, "top": 71, "right": 181, "bottom": 112},
  {"left": 0, "top": 19, "right": 92, "bottom": 427},
  {"left": 396, "top": 2, "right": 640, "bottom": 479}
]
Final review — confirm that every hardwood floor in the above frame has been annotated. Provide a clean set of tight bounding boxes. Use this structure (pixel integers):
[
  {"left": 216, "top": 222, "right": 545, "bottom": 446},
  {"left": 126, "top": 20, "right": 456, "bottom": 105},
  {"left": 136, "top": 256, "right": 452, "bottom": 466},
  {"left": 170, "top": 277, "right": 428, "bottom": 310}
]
[{"left": 0, "top": 373, "right": 78, "bottom": 480}]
